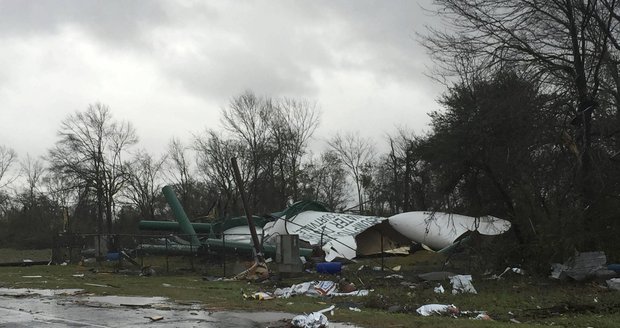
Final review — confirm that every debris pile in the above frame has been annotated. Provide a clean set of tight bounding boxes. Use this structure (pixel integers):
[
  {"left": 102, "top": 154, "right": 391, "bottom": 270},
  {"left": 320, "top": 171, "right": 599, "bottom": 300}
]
[
  {"left": 550, "top": 251, "right": 617, "bottom": 281},
  {"left": 247, "top": 280, "right": 371, "bottom": 300}
]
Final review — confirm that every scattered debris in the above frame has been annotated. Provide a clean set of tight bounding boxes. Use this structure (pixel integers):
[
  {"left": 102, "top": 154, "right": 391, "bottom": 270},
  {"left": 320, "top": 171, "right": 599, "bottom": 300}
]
[
  {"left": 316, "top": 262, "right": 342, "bottom": 274},
  {"left": 450, "top": 275, "right": 477, "bottom": 294},
  {"left": 493, "top": 267, "right": 526, "bottom": 279},
  {"left": 140, "top": 266, "right": 156, "bottom": 277},
  {"left": 291, "top": 305, "right": 335, "bottom": 328},
  {"left": 120, "top": 250, "right": 141, "bottom": 267},
  {"left": 433, "top": 284, "right": 445, "bottom": 294},
  {"left": 232, "top": 261, "right": 269, "bottom": 281},
  {"left": 273, "top": 281, "right": 370, "bottom": 298},
  {"left": 416, "top": 304, "right": 459, "bottom": 316},
  {"left": 145, "top": 315, "right": 164, "bottom": 322},
  {"left": 418, "top": 271, "right": 456, "bottom": 281},
  {"left": 472, "top": 313, "right": 492, "bottom": 320},
  {"left": 243, "top": 291, "right": 275, "bottom": 300},
  {"left": 338, "top": 279, "right": 357, "bottom": 293},
  {"left": 384, "top": 274, "right": 404, "bottom": 279},
  {"left": 550, "top": 251, "right": 608, "bottom": 281},
  {"left": 607, "top": 278, "right": 620, "bottom": 291},
  {"left": 315, "top": 281, "right": 337, "bottom": 296},
  {"left": 84, "top": 283, "right": 113, "bottom": 288}
]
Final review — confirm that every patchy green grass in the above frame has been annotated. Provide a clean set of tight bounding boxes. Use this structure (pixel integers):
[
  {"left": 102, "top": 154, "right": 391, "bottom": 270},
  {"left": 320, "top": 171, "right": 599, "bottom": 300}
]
[
  {"left": 0, "top": 248, "right": 51, "bottom": 263},
  {"left": 0, "top": 251, "right": 618, "bottom": 328}
]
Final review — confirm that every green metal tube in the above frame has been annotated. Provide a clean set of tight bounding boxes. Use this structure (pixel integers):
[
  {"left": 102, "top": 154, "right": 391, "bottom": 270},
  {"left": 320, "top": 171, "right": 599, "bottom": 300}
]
[
  {"left": 139, "top": 220, "right": 214, "bottom": 233},
  {"left": 162, "top": 185, "right": 201, "bottom": 246},
  {"left": 137, "top": 239, "right": 313, "bottom": 258}
]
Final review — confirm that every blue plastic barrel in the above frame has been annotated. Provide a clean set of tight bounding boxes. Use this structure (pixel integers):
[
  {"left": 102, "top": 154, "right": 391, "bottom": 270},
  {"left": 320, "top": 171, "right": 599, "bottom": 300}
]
[
  {"left": 608, "top": 264, "right": 620, "bottom": 273},
  {"left": 106, "top": 252, "right": 120, "bottom": 261},
  {"left": 316, "top": 262, "right": 342, "bottom": 274}
]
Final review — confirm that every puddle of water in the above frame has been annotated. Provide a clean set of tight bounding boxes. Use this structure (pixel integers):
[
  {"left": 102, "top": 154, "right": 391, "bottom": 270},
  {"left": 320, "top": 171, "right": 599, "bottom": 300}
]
[{"left": 0, "top": 288, "right": 362, "bottom": 327}]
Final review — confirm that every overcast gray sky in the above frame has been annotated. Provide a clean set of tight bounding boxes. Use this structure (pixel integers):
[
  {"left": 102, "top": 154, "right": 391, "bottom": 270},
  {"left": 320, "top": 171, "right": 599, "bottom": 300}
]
[{"left": 0, "top": 0, "right": 442, "bottom": 160}]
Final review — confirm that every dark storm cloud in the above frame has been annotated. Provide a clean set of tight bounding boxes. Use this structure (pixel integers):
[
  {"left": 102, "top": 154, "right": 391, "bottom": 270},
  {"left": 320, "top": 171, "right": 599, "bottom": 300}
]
[
  {"left": 312, "top": 1, "right": 435, "bottom": 83},
  {"left": 0, "top": 0, "right": 443, "bottom": 160},
  {"left": 153, "top": 0, "right": 439, "bottom": 103},
  {"left": 0, "top": 0, "right": 438, "bottom": 102},
  {"left": 0, "top": 0, "right": 169, "bottom": 46}
]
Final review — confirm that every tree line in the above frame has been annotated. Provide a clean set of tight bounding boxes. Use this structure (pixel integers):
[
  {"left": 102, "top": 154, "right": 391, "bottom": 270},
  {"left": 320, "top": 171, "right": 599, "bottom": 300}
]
[
  {"left": 0, "top": 93, "right": 369, "bottom": 249},
  {"left": 1, "top": 0, "right": 619, "bottom": 270}
]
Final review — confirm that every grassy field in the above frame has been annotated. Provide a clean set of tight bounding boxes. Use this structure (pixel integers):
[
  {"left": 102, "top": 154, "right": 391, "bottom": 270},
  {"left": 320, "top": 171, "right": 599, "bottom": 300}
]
[
  {"left": 0, "top": 248, "right": 51, "bottom": 263},
  {"left": 0, "top": 249, "right": 618, "bottom": 327}
]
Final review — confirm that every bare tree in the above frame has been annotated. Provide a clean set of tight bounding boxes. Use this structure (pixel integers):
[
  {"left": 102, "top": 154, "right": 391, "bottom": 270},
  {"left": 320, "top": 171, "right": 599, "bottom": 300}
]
[
  {"left": 125, "top": 151, "right": 167, "bottom": 219},
  {"left": 328, "top": 132, "right": 375, "bottom": 213},
  {"left": 194, "top": 130, "right": 248, "bottom": 217},
  {"left": 270, "top": 97, "right": 320, "bottom": 202},
  {"left": 20, "top": 154, "right": 45, "bottom": 201},
  {"left": 0, "top": 145, "right": 17, "bottom": 189},
  {"left": 221, "top": 91, "right": 273, "bottom": 206},
  {"left": 166, "top": 138, "right": 194, "bottom": 204},
  {"left": 48, "top": 103, "right": 138, "bottom": 235},
  {"left": 312, "top": 151, "right": 349, "bottom": 211}
]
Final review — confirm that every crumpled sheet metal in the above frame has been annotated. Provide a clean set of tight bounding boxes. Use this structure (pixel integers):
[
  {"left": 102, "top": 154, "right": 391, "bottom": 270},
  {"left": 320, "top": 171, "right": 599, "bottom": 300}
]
[{"left": 264, "top": 211, "right": 387, "bottom": 261}]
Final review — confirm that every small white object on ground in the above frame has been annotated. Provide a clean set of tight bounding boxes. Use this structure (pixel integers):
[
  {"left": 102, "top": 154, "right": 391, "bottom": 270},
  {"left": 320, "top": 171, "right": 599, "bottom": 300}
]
[
  {"left": 416, "top": 304, "right": 459, "bottom": 316},
  {"left": 291, "top": 305, "right": 335, "bottom": 328},
  {"left": 450, "top": 275, "right": 477, "bottom": 294}
]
